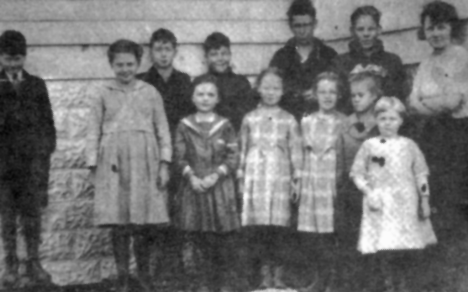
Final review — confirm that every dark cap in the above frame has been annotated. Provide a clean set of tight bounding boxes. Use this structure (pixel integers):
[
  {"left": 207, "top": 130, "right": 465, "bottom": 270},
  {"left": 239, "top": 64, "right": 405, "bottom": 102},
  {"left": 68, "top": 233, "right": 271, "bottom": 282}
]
[{"left": 0, "top": 30, "right": 27, "bottom": 56}]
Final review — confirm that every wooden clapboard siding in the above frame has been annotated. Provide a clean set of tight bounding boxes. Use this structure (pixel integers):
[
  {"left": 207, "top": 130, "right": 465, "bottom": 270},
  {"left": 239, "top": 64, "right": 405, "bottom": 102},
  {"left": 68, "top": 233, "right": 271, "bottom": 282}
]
[
  {"left": 24, "top": 28, "right": 435, "bottom": 80},
  {"left": 0, "top": 0, "right": 291, "bottom": 21}
]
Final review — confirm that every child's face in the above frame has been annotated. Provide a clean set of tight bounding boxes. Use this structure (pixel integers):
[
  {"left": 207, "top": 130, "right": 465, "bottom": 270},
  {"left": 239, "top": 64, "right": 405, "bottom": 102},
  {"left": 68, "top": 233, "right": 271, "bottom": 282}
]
[
  {"left": 352, "top": 15, "right": 381, "bottom": 50},
  {"left": 258, "top": 73, "right": 283, "bottom": 107},
  {"left": 316, "top": 79, "right": 339, "bottom": 113},
  {"left": 192, "top": 82, "right": 219, "bottom": 113},
  {"left": 290, "top": 14, "right": 316, "bottom": 45},
  {"left": 0, "top": 53, "right": 25, "bottom": 75},
  {"left": 377, "top": 109, "right": 402, "bottom": 138},
  {"left": 111, "top": 53, "right": 139, "bottom": 85},
  {"left": 151, "top": 41, "right": 176, "bottom": 69},
  {"left": 206, "top": 46, "right": 231, "bottom": 73},
  {"left": 351, "top": 79, "right": 378, "bottom": 113}
]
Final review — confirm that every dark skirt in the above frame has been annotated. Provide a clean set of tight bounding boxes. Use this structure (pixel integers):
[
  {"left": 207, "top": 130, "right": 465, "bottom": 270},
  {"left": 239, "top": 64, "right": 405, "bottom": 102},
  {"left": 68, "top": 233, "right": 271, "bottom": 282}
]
[
  {"left": 175, "top": 176, "right": 241, "bottom": 232},
  {"left": 418, "top": 116, "right": 468, "bottom": 235}
]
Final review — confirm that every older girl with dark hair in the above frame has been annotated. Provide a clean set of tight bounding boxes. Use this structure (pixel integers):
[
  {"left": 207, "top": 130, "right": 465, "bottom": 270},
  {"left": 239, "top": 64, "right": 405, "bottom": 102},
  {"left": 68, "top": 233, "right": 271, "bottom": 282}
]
[
  {"left": 408, "top": 1, "right": 468, "bottom": 243},
  {"left": 86, "top": 39, "right": 172, "bottom": 292}
]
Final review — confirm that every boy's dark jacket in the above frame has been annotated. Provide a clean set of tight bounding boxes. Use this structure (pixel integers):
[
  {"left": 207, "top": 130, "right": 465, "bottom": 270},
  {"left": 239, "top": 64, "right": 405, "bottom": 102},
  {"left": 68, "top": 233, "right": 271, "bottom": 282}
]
[
  {"left": 193, "top": 68, "right": 255, "bottom": 132},
  {"left": 269, "top": 37, "right": 337, "bottom": 119},
  {"left": 0, "top": 70, "right": 56, "bottom": 205},
  {"left": 332, "top": 39, "right": 407, "bottom": 113},
  {"left": 137, "top": 67, "right": 194, "bottom": 134}
]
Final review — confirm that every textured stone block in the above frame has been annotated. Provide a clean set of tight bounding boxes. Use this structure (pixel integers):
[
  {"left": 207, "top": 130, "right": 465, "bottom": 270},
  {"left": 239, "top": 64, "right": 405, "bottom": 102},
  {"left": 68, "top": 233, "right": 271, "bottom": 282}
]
[
  {"left": 45, "top": 200, "right": 94, "bottom": 231},
  {"left": 99, "top": 257, "right": 117, "bottom": 280},
  {"left": 71, "top": 169, "right": 95, "bottom": 200},
  {"left": 51, "top": 139, "right": 87, "bottom": 169},
  {"left": 74, "top": 229, "right": 112, "bottom": 260},
  {"left": 48, "top": 80, "right": 102, "bottom": 109},
  {"left": 68, "top": 108, "right": 90, "bottom": 140},
  {"left": 48, "top": 170, "right": 74, "bottom": 202},
  {"left": 45, "top": 260, "right": 101, "bottom": 285},
  {"left": 40, "top": 231, "right": 75, "bottom": 261},
  {"left": 53, "top": 108, "right": 69, "bottom": 140}
]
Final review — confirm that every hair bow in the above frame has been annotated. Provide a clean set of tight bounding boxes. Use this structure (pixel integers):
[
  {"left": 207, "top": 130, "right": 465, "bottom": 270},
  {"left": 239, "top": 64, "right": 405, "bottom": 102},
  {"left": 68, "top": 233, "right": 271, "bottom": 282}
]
[
  {"left": 350, "top": 64, "right": 388, "bottom": 78},
  {"left": 371, "top": 156, "right": 385, "bottom": 167}
]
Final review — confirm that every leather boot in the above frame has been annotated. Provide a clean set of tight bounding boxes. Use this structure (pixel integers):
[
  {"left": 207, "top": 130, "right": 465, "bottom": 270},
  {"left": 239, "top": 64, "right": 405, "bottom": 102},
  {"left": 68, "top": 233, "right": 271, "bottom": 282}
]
[
  {"left": 133, "top": 232, "right": 155, "bottom": 292},
  {"left": 0, "top": 213, "right": 19, "bottom": 288},
  {"left": 20, "top": 218, "right": 52, "bottom": 287},
  {"left": 257, "top": 263, "right": 273, "bottom": 289},
  {"left": 112, "top": 228, "right": 130, "bottom": 292},
  {"left": 272, "top": 264, "right": 288, "bottom": 289}
]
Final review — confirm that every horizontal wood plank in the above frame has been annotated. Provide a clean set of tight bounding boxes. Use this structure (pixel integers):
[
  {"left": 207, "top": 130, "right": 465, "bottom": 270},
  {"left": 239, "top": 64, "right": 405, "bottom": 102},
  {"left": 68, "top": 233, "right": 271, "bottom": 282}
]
[
  {"left": 0, "top": 0, "right": 291, "bottom": 21},
  {"left": 23, "top": 28, "right": 440, "bottom": 80}
]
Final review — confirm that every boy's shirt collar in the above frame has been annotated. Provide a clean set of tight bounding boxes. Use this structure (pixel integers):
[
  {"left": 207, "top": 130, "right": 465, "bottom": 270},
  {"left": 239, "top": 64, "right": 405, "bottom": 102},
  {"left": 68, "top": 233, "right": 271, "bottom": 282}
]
[{"left": 5, "top": 70, "right": 23, "bottom": 83}]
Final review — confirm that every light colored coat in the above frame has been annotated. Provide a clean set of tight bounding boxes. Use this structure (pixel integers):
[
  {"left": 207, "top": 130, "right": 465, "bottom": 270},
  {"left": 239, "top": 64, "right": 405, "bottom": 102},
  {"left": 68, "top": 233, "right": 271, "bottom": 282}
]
[{"left": 86, "top": 80, "right": 172, "bottom": 225}]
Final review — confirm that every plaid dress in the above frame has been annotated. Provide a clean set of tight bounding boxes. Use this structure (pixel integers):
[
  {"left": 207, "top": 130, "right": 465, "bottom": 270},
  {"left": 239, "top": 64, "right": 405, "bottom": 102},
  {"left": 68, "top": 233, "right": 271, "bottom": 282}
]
[
  {"left": 239, "top": 106, "right": 302, "bottom": 227},
  {"left": 299, "top": 112, "right": 345, "bottom": 233}
]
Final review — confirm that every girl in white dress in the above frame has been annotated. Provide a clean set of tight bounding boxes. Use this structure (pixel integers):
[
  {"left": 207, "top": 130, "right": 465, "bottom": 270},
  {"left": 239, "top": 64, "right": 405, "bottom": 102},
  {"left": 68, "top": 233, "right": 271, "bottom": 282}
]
[{"left": 351, "top": 97, "right": 437, "bottom": 291}]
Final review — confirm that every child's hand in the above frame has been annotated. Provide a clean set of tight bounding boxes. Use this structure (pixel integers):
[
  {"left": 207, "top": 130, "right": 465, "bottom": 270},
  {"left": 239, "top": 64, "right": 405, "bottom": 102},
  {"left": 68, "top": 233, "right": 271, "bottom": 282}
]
[
  {"left": 158, "top": 163, "right": 170, "bottom": 190},
  {"left": 201, "top": 173, "right": 220, "bottom": 190},
  {"left": 367, "top": 190, "right": 382, "bottom": 212},
  {"left": 420, "top": 197, "right": 431, "bottom": 220},
  {"left": 190, "top": 175, "right": 206, "bottom": 194},
  {"left": 302, "top": 89, "right": 315, "bottom": 101},
  {"left": 290, "top": 179, "right": 300, "bottom": 203}
]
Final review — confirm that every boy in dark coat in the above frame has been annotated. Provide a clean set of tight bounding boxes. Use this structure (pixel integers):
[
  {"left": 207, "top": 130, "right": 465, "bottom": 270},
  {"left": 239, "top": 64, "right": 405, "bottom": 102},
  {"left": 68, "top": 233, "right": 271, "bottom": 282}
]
[
  {"left": 136, "top": 28, "right": 193, "bottom": 289},
  {"left": 270, "top": 0, "right": 337, "bottom": 120},
  {"left": 0, "top": 30, "right": 56, "bottom": 288},
  {"left": 193, "top": 32, "right": 255, "bottom": 132}
]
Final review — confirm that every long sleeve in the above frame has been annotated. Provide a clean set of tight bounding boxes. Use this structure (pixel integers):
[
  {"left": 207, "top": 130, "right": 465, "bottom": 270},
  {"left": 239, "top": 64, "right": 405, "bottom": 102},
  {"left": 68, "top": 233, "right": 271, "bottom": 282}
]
[
  {"left": 288, "top": 118, "right": 303, "bottom": 179},
  {"left": 86, "top": 89, "right": 104, "bottom": 167},
  {"left": 238, "top": 116, "right": 249, "bottom": 178},
  {"left": 410, "top": 140, "right": 430, "bottom": 197},
  {"left": 335, "top": 133, "right": 345, "bottom": 189},
  {"left": 350, "top": 142, "right": 371, "bottom": 194},
  {"left": 37, "top": 78, "right": 56, "bottom": 155},
  {"left": 218, "top": 123, "right": 239, "bottom": 175},
  {"left": 152, "top": 89, "right": 172, "bottom": 162},
  {"left": 174, "top": 122, "right": 190, "bottom": 175}
]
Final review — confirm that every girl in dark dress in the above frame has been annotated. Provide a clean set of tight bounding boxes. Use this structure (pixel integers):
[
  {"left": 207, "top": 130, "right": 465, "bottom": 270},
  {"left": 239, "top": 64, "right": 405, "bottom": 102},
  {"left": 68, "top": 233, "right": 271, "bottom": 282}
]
[{"left": 174, "top": 75, "right": 240, "bottom": 292}]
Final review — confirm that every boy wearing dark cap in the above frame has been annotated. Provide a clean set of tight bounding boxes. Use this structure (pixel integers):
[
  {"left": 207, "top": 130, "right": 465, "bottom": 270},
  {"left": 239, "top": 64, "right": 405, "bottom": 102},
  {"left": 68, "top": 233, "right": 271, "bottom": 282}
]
[
  {"left": 0, "top": 30, "right": 56, "bottom": 288},
  {"left": 193, "top": 32, "right": 256, "bottom": 132}
]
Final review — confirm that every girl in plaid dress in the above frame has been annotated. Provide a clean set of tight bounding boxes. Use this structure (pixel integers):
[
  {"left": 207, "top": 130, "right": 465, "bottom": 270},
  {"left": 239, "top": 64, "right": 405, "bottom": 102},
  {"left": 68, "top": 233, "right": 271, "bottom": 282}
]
[
  {"left": 298, "top": 72, "right": 346, "bottom": 292},
  {"left": 239, "top": 68, "right": 302, "bottom": 289}
]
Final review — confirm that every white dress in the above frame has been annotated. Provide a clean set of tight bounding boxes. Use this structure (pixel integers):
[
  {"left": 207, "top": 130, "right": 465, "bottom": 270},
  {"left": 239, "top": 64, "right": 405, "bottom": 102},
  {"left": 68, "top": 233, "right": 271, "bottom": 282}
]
[{"left": 350, "top": 136, "right": 437, "bottom": 254}]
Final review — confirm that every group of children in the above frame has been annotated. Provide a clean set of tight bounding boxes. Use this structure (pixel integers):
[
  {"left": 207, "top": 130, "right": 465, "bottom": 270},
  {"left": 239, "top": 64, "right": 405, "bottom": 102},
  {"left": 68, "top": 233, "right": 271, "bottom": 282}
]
[{"left": 84, "top": 3, "right": 442, "bottom": 290}]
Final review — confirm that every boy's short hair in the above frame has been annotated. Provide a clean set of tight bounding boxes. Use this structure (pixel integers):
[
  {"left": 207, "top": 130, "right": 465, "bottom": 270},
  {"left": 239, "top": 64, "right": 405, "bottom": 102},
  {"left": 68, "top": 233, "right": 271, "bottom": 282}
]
[
  {"left": 351, "top": 5, "right": 382, "bottom": 27},
  {"left": 150, "top": 28, "right": 177, "bottom": 48},
  {"left": 349, "top": 71, "right": 383, "bottom": 98},
  {"left": 107, "top": 39, "right": 143, "bottom": 64},
  {"left": 203, "top": 32, "right": 230, "bottom": 53},
  {"left": 287, "top": 0, "right": 316, "bottom": 23},
  {"left": 374, "top": 96, "right": 407, "bottom": 118},
  {"left": 0, "top": 30, "right": 27, "bottom": 56}
]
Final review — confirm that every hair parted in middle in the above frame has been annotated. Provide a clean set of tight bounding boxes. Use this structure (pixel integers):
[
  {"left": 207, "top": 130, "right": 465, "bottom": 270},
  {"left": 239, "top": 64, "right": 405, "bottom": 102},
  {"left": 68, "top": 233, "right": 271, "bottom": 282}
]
[
  {"left": 107, "top": 39, "right": 143, "bottom": 64},
  {"left": 255, "top": 67, "right": 284, "bottom": 89},
  {"left": 191, "top": 74, "right": 219, "bottom": 96},
  {"left": 313, "top": 71, "right": 345, "bottom": 99}
]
